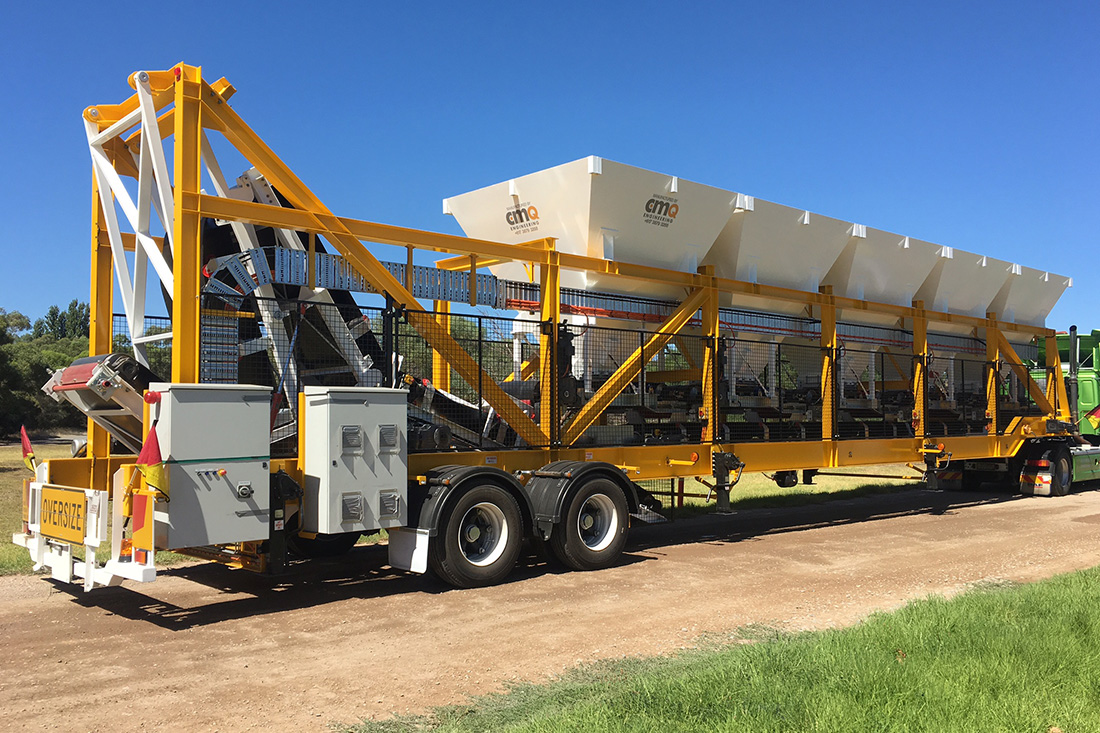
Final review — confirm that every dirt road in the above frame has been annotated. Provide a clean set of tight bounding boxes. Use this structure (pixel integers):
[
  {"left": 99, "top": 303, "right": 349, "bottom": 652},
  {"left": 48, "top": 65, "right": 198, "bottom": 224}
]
[{"left": 3, "top": 487, "right": 1100, "bottom": 731}]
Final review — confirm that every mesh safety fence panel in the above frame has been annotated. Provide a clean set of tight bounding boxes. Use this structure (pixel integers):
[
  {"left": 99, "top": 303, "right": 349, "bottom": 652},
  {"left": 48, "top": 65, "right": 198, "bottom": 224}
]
[
  {"left": 924, "top": 354, "right": 992, "bottom": 437},
  {"left": 199, "top": 294, "right": 551, "bottom": 452},
  {"left": 721, "top": 339, "right": 826, "bottom": 442},
  {"left": 566, "top": 323, "right": 650, "bottom": 448},
  {"left": 112, "top": 313, "right": 173, "bottom": 380},
  {"left": 837, "top": 347, "right": 913, "bottom": 439},
  {"left": 194, "top": 290, "right": 1046, "bottom": 455}
]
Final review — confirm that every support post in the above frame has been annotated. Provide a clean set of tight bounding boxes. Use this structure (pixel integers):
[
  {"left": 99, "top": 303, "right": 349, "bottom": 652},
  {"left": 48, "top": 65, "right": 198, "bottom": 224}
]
[
  {"left": 539, "top": 250, "right": 561, "bottom": 446},
  {"left": 468, "top": 254, "right": 477, "bottom": 307},
  {"left": 819, "top": 286, "right": 837, "bottom": 441},
  {"left": 382, "top": 295, "right": 395, "bottom": 387},
  {"left": 307, "top": 232, "right": 316, "bottom": 288},
  {"left": 88, "top": 176, "right": 113, "bottom": 486},
  {"left": 699, "top": 266, "right": 720, "bottom": 443},
  {"left": 171, "top": 66, "right": 203, "bottom": 383},
  {"left": 986, "top": 312, "right": 1000, "bottom": 434},
  {"left": 911, "top": 300, "right": 929, "bottom": 438},
  {"left": 1061, "top": 329, "right": 1076, "bottom": 426},
  {"left": 432, "top": 300, "right": 451, "bottom": 391}
]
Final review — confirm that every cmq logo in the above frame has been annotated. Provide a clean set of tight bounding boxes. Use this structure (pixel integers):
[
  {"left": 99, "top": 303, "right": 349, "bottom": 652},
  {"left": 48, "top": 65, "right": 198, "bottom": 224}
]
[
  {"left": 506, "top": 203, "right": 541, "bottom": 233},
  {"left": 643, "top": 195, "right": 679, "bottom": 228}
]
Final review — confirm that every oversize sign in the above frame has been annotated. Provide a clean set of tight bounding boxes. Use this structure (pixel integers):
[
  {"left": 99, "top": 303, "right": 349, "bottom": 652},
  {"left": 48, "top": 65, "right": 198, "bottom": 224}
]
[{"left": 39, "top": 486, "right": 87, "bottom": 544}]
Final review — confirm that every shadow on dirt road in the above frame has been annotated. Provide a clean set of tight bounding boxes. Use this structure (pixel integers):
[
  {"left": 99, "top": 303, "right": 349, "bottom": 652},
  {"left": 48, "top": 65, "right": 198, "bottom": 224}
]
[{"left": 55, "top": 487, "right": 1021, "bottom": 630}]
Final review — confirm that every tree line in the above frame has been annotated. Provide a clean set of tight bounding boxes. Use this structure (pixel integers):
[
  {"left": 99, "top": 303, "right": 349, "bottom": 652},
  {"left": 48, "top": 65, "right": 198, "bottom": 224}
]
[{"left": 0, "top": 300, "right": 91, "bottom": 437}]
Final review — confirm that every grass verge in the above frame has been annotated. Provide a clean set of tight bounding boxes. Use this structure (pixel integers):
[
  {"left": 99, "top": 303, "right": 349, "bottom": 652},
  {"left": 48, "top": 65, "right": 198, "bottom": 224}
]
[
  {"left": 0, "top": 442, "right": 189, "bottom": 575},
  {"left": 1, "top": 443, "right": 67, "bottom": 575},
  {"left": 345, "top": 566, "right": 1100, "bottom": 732},
  {"left": 651, "top": 463, "right": 924, "bottom": 519}
]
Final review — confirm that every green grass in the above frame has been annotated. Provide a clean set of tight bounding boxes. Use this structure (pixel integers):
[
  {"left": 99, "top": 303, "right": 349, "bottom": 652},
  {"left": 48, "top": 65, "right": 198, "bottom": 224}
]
[
  {"left": 1, "top": 442, "right": 68, "bottom": 574},
  {"left": 345, "top": 567, "right": 1100, "bottom": 732},
  {"left": 0, "top": 442, "right": 188, "bottom": 575},
  {"left": 652, "top": 464, "right": 923, "bottom": 519}
]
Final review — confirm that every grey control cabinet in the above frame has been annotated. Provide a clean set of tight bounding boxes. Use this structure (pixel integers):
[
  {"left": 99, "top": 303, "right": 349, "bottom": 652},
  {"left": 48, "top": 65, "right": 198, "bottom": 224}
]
[
  {"left": 151, "top": 383, "right": 273, "bottom": 549},
  {"left": 302, "top": 387, "right": 408, "bottom": 535}
]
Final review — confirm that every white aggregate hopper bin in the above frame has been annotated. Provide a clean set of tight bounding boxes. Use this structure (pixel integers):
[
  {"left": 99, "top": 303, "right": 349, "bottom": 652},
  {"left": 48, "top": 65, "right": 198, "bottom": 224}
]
[
  {"left": 916, "top": 249, "right": 1018, "bottom": 322},
  {"left": 990, "top": 265, "right": 1072, "bottom": 332},
  {"left": 820, "top": 230, "right": 944, "bottom": 328},
  {"left": 704, "top": 200, "right": 861, "bottom": 315},
  {"left": 704, "top": 194, "right": 1071, "bottom": 333},
  {"left": 446, "top": 156, "right": 1070, "bottom": 335},
  {"left": 443, "top": 157, "right": 737, "bottom": 295},
  {"left": 914, "top": 250, "right": 1072, "bottom": 344},
  {"left": 821, "top": 231, "right": 941, "bottom": 311}
]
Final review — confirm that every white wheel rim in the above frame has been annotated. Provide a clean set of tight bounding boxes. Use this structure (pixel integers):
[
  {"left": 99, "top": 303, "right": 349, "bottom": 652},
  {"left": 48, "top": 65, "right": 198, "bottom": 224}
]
[
  {"left": 577, "top": 493, "right": 618, "bottom": 552},
  {"left": 458, "top": 502, "right": 509, "bottom": 567}
]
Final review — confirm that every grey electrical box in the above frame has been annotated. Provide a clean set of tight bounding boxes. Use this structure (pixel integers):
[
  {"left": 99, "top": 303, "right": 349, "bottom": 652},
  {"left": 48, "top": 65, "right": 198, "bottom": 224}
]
[
  {"left": 149, "top": 383, "right": 273, "bottom": 549},
  {"left": 302, "top": 387, "right": 408, "bottom": 535}
]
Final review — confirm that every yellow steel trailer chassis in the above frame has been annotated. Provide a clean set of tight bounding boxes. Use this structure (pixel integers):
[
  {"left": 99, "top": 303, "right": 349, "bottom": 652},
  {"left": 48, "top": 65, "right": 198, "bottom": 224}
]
[{"left": 15, "top": 64, "right": 1075, "bottom": 590}]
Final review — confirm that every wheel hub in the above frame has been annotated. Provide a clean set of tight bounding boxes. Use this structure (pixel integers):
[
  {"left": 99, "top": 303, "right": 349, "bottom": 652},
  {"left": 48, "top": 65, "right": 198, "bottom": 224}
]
[
  {"left": 457, "top": 502, "right": 509, "bottom": 567},
  {"left": 576, "top": 493, "right": 619, "bottom": 552}
]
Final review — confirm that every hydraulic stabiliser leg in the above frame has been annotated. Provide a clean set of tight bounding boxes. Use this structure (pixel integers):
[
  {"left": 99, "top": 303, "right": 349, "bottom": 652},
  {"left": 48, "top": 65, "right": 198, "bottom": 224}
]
[{"left": 711, "top": 452, "right": 745, "bottom": 514}]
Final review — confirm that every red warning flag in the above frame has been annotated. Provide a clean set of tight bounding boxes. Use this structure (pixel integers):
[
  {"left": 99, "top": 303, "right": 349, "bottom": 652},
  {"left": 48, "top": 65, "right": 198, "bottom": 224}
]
[
  {"left": 20, "top": 426, "right": 36, "bottom": 472},
  {"left": 135, "top": 422, "right": 167, "bottom": 494}
]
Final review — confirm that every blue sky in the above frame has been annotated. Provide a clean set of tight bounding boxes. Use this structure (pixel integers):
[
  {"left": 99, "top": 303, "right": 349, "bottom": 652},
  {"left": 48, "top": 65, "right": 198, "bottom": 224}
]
[{"left": 1, "top": 1, "right": 1095, "bottom": 331}]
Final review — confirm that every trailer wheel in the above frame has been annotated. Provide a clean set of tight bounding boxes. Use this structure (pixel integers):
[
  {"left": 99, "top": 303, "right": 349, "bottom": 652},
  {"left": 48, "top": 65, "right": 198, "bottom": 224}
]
[
  {"left": 1048, "top": 446, "right": 1073, "bottom": 497},
  {"left": 549, "top": 478, "right": 629, "bottom": 571},
  {"left": 429, "top": 485, "right": 522, "bottom": 588}
]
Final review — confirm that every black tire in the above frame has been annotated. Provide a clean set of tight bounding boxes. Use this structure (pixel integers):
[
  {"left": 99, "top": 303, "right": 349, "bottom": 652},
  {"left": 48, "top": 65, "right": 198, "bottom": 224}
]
[
  {"left": 549, "top": 478, "right": 629, "bottom": 571},
  {"left": 288, "top": 531, "right": 361, "bottom": 559},
  {"left": 429, "top": 485, "right": 523, "bottom": 588},
  {"left": 1047, "top": 446, "right": 1072, "bottom": 497}
]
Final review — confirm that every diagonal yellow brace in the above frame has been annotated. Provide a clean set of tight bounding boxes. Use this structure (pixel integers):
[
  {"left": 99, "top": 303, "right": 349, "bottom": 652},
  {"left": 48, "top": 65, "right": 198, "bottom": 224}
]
[
  {"left": 562, "top": 287, "right": 709, "bottom": 446},
  {"left": 436, "top": 239, "right": 550, "bottom": 271},
  {"left": 503, "top": 356, "right": 540, "bottom": 382},
  {"left": 1045, "top": 335, "right": 1070, "bottom": 421},
  {"left": 995, "top": 331, "right": 1054, "bottom": 415},
  {"left": 199, "top": 95, "right": 548, "bottom": 447}
]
